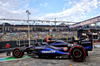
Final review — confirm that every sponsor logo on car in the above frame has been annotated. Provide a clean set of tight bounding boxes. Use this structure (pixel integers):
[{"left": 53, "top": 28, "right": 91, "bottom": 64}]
[
  {"left": 68, "top": 44, "right": 74, "bottom": 47},
  {"left": 42, "top": 50, "right": 55, "bottom": 53},
  {"left": 81, "top": 42, "right": 91, "bottom": 44},
  {"left": 63, "top": 47, "right": 68, "bottom": 51}
]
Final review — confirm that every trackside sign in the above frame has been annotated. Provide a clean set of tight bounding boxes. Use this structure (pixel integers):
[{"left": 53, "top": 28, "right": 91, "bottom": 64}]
[{"left": 69, "top": 16, "right": 100, "bottom": 28}]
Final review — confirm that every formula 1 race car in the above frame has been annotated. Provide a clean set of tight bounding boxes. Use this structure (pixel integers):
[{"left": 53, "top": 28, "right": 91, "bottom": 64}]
[{"left": 11, "top": 39, "right": 93, "bottom": 62}]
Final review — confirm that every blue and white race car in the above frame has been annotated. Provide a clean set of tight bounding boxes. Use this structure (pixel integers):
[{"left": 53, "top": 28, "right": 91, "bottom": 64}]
[{"left": 12, "top": 39, "right": 93, "bottom": 62}]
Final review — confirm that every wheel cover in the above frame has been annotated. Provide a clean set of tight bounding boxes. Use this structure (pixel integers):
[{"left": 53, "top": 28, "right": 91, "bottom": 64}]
[
  {"left": 73, "top": 49, "right": 82, "bottom": 58},
  {"left": 14, "top": 50, "right": 20, "bottom": 56},
  {"left": 12, "top": 48, "right": 23, "bottom": 58},
  {"left": 69, "top": 46, "right": 86, "bottom": 62}
]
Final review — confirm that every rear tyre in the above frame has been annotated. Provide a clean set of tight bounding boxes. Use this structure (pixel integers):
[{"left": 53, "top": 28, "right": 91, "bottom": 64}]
[
  {"left": 69, "top": 46, "right": 86, "bottom": 62},
  {"left": 12, "top": 48, "right": 24, "bottom": 58},
  {"left": 86, "top": 50, "right": 88, "bottom": 56}
]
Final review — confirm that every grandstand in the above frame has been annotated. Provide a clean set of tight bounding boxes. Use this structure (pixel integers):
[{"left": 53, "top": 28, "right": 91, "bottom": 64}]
[
  {"left": 0, "top": 23, "right": 68, "bottom": 32},
  {"left": 0, "top": 16, "right": 100, "bottom": 49},
  {"left": 0, "top": 15, "right": 100, "bottom": 42}
]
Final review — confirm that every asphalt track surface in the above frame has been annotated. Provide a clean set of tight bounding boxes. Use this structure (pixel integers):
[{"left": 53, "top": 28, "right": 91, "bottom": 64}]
[{"left": 0, "top": 43, "right": 100, "bottom": 66}]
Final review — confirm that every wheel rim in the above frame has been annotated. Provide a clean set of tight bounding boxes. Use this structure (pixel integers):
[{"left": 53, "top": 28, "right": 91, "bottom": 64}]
[
  {"left": 73, "top": 49, "right": 82, "bottom": 58},
  {"left": 14, "top": 49, "right": 20, "bottom": 56},
  {"left": 69, "top": 46, "right": 86, "bottom": 61}
]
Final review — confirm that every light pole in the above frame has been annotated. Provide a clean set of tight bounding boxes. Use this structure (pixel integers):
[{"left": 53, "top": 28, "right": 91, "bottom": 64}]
[
  {"left": 26, "top": 10, "right": 31, "bottom": 46},
  {"left": 3, "top": 22, "right": 4, "bottom": 33},
  {"left": 54, "top": 18, "right": 57, "bottom": 31},
  {"left": 54, "top": 18, "right": 57, "bottom": 40}
]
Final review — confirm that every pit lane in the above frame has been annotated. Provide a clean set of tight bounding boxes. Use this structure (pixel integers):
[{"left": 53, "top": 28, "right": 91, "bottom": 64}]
[{"left": 0, "top": 43, "right": 100, "bottom": 66}]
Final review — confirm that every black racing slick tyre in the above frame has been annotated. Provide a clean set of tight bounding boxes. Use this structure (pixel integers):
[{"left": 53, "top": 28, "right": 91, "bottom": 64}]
[
  {"left": 85, "top": 50, "right": 88, "bottom": 56},
  {"left": 69, "top": 46, "right": 86, "bottom": 62},
  {"left": 12, "top": 48, "right": 24, "bottom": 58}
]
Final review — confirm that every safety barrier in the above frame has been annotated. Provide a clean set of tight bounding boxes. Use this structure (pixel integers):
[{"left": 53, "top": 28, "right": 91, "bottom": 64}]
[{"left": 0, "top": 37, "right": 99, "bottom": 49}]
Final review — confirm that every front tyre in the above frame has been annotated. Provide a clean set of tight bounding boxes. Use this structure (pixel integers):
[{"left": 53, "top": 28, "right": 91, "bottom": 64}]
[
  {"left": 12, "top": 48, "right": 24, "bottom": 58},
  {"left": 69, "top": 46, "right": 86, "bottom": 62}
]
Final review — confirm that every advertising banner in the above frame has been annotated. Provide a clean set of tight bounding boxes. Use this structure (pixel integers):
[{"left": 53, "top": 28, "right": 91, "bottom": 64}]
[{"left": 69, "top": 16, "right": 100, "bottom": 28}]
